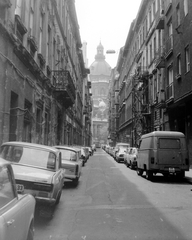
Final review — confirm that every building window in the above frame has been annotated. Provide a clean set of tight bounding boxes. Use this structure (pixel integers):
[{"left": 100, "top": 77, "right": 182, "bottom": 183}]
[
  {"left": 23, "top": 99, "right": 32, "bottom": 142},
  {"left": 184, "top": 0, "right": 188, "bottom": 16},
  {"left": 155, "top": 110, "right": 157, "bottom": 120},
  {"left": 185, "top": 45, "right": 190, "bottom": 73},
  {"left": 150, "top": 43, "right": 152, "bottom": 63},
  {"left": 176, "top": 4, "right": 181, "bottom": 26},
  {"left": 36, "top": 107, "right": 42, "bottom": 136},
  {"left": 166, "top": 64, "right": 174, "bottom": 99},
  {"left": 39, "top": 13, "right": 43, "bottom": 54},
  {"left": 177, "top": 54, "right": 181, "bottom": 75},
  {"left": 9, "top": 92, "right": 18, "bottom": 141},
  {"left": 153, "top": 36, "right": 156, "bottom": 58}
]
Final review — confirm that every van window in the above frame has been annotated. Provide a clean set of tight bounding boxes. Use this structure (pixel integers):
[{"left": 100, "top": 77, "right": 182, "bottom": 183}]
[
  {"left": 159, "top": 138, "right": 180, "bottom": 149},
  {"left": 139, "top": 137, "right": 151, "bottom": 149}
]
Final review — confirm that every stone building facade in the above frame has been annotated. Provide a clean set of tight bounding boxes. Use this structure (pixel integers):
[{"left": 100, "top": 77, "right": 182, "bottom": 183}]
[
  {"left": 0, "top": 0, "right": 92, "bottom": 146},
  {"left": 108, "top": 0, "right": 192, "bottom": 160}
]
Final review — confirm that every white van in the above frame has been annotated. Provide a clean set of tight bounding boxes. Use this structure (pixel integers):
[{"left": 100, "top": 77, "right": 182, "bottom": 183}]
[{"left": 136, "top": 131, "right": 189, "bottom": 180}]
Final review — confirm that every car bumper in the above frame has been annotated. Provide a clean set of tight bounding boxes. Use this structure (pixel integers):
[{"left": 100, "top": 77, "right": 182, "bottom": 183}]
[
  {"left": 35, "top": 196, "right": 56, "bottom": 205},
  {"left": 116, "top": 157, "right": 124, "bottom": 162}
]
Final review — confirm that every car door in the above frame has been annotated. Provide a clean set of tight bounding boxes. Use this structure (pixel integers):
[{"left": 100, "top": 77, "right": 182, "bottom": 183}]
[{"left": 0, "top": 166, "right": 26, "bottom": 240}]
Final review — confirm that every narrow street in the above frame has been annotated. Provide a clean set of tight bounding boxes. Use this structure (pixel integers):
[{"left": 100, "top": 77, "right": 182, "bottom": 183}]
[{"left": 34, "top": 148, "right": 192, "bottom": 240}]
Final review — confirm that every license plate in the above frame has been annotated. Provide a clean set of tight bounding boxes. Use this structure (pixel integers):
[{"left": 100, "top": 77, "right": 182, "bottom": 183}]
[
  {"left": 16, "top": 184, "right": 24, "bottom": 193},
  {"left": 169, "top": 168, "right": 175, "bottom": 173}
]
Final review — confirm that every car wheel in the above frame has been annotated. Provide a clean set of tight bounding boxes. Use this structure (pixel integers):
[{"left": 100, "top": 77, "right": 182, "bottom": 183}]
[
  {"left": 137, "top": 168, "right": 143, "bottom": 176},
  {"left": 72, "top": 177, "right": 79, "bottom": 186},
  {"left": 146, "top": 170, "right": 153, "bottom": 180},
  {"left": 176, "top": 171, "right": 185, "bottom": 179},
  {"left": 129, "top": 161, "right": 132, "bottom": 169},
  {"left": 55, "top": 191, "right": 61, "bottom": 205},
  {"left": 27, "top": 223, "right": 34, "bottom": 240}
]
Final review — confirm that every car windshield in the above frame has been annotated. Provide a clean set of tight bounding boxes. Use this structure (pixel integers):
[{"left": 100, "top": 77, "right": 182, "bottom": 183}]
[
  {"left": 59, "top": 149, "right": 77, "bottom": 161},
  {"left": 0, "top": 146, "right": 56, "bottom": 170},
  {"left": 119, "top": 146, "right": 128, "bottom": 151}
]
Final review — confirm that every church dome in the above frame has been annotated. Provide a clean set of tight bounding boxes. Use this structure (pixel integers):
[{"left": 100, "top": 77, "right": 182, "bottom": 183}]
[{"left": 90, "top": 42, "right": 111, "bottom": 76}]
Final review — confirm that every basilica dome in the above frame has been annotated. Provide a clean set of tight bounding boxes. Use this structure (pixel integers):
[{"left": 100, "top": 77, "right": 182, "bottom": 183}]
[{"left": 90, "top": 42, "right": 111, "bottom": 76}]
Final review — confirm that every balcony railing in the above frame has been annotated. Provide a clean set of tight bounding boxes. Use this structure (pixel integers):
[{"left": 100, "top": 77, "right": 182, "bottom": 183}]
[{"left": 53, "top": 70, "right": 76, "bottom": 108}]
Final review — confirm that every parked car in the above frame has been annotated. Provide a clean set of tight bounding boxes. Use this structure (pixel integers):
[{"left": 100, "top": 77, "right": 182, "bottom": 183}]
[
  {"left": 0, "top": 157, "right": 36, "bottom": 240},
  {"left": 115, "top": 143, "right": 130, "bottom": 163},
  {"left": 124, "top": 147, "right": 138, "bottom": 169},
  {"left": 82, "top": 147, "right": 89, "bottom": 162},
  {"left": 0, "top": 142, "right": 65, "bottom": 207},
  {"left": 54, "top": 145, "right": 82, "bottom": 185},
  {"left": 88, "top": 147, "right": 93, "bottom": 156},
  {"left": 136, "top": 131, "right": 189, "bottom": 180},
  {"left": 114, "top": 142, "right": 130, "bottom": 160}
]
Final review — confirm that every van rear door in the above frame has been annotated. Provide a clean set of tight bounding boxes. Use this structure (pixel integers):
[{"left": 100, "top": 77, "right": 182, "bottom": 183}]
[{"left": 157, "top": 138, "right": 182, "bottom": 166}]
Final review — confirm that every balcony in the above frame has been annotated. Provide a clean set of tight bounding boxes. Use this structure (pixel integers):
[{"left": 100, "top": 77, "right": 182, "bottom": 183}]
[
  {"left": 53, "top": 70, "right": 76, "bottom": 108},
  {"left": 155, "top": 47, "right": 165, "bottom": 69},
  {"left": 28, "top": 35, "right": 38, "bottom": 52},
  {"left": 155, "top": 16, "right": 164, "bottom": 30}
]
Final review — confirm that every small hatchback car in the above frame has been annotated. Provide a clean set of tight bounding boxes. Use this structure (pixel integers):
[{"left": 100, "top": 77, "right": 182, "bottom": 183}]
[
  {"left": 0, "top": 142, "right": 65, "bottom": 207},
  {"left": 54, "top": 145, "right": 82, "bottom": 185}
]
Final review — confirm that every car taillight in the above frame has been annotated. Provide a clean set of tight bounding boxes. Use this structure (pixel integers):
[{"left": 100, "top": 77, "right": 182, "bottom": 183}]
[{"left": 33, "top": 183, "right": 53, "bottom": 192}]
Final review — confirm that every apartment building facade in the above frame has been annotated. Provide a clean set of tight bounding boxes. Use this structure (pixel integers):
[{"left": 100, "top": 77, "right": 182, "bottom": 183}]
[
  {"left": 108, "top": 0, "right": 192, "bottom": 158},
  {"left": 0, "top": 0, "right": 92, "bottom": 146}
]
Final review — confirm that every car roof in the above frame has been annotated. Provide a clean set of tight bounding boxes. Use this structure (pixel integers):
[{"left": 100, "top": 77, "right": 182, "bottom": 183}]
[
  {"left": 141, "top": 131, "right": 185, "bottom": 138},
  {"left": 54, "top": 145, "right": 80, "bottom": 152},
  {"left": 2, "top": 141, "right": 60, "bottom": 153},
  {"left": 116, "top": 143, "right": 130, "bottom": 146}
]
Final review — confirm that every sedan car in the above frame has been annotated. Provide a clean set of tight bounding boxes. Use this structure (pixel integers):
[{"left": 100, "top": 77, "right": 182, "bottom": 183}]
[
  {"left": 54, "top": 145, "right": 82, "bottom": 185},
  {"left": 0, "top": 158, "right": 36, "bottom": 240},
  {"left": 0, "top": 142, "right": 65, "bottom": 207}
]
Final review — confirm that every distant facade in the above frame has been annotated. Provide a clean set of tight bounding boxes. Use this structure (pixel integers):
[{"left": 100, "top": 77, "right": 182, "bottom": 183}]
[
  {"left": 0, "top": 0, "right": 92, "bottom": 146},
  {"left": 89, "top": 43, "right": 111, "bottom": 145}
]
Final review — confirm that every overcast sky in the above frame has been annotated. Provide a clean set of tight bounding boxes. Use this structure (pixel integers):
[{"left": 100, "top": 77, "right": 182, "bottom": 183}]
[{"left": 75, "top": 0, "right": 142, "bottom": 68}]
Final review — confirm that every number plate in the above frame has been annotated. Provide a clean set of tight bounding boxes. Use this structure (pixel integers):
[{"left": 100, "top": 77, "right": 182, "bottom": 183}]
[
  {"left": 16, "top": 184, "right": 24, "bottom": 193},
  {"left": 169, "top": 168, "right": 175, "bottom": 173}
]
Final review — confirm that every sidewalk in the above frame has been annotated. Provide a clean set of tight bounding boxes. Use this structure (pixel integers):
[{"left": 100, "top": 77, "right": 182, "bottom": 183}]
[{"left": 185, "top": 168, "right": 192, "bottom": 183}]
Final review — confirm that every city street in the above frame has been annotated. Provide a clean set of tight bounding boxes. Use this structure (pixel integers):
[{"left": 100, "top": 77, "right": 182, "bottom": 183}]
[{"left": 34, "top": 148, "right": 192, "bottom": 240}]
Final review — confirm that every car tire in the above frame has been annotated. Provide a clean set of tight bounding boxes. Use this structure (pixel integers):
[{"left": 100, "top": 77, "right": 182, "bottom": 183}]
[
  {"left": 146, "top": 170, "right": 153, "bottom": 180},
  {"left": 72, "top": 177, "right": 79, "bottom": 186},
  {"left": 55, "top": 191, "right": 61, "bottom": 205},
  {"left": 27, "top": 223, "right": 34, "bottom": 240},
  {"left": 129, "top": 161, "right": 132, "bottom": 169},
  {"left": 176, "top": 171, "right": 185, "bottom": 179},
  {"left": 137, "top": 168, "right": 143, "bottom": 176}
]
